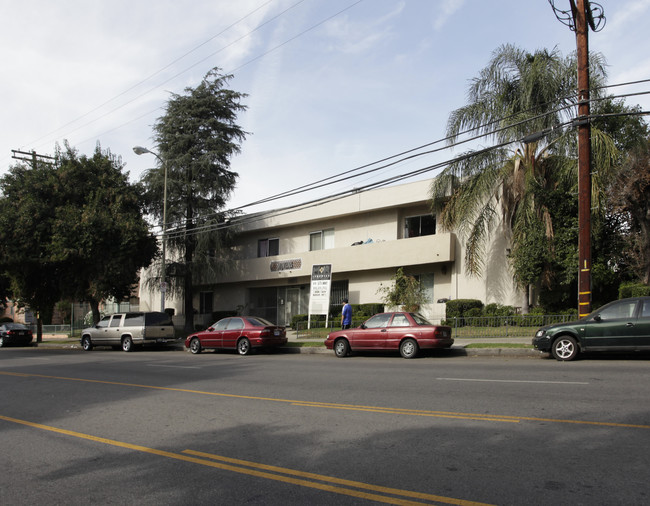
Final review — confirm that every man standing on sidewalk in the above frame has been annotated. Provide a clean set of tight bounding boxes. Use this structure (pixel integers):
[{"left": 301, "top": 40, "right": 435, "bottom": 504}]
[{"left": 341, "top": 298, "right": 352, "bottom": 330}]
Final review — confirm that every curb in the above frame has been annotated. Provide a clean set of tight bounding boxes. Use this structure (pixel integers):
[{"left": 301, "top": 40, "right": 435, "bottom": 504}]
[{"left": 32, "top": 341, "right": 542, "bottom": 358}]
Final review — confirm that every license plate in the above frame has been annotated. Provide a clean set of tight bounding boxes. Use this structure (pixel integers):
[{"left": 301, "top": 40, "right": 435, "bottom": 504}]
[
  {"left": 156, "top": 338, "right": 167, "bottom": 343},
  {"left": 274, "top": 330, "right": 280, "bottom": 336}
]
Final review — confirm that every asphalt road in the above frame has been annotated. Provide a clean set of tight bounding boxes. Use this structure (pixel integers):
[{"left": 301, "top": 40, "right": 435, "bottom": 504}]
[{"left": 1, "top": 347, "right": 649, "bottom": 505}]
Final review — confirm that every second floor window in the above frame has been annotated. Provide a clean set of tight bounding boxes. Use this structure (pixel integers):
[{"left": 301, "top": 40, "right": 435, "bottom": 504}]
[
  {"left": 258, "top": 238, "right": 279, "bottom": 257},
  {"left": 310, "top": 228, "right": 334, "bottom": 251},
  {"left": 404, "top": 214, "right": 436, "bottom": 238}
]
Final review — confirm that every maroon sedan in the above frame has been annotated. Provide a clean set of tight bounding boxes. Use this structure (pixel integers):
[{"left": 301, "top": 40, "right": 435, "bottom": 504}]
[
  {"left": 185, "top": 316, "right": 287, "bottom": 355},
  {"left": 324, "top": 312, "right": 453, "bottom": 359}
]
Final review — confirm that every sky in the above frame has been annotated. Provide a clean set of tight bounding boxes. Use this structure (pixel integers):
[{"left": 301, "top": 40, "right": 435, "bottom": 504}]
[{"left": 2, "top": 0, "right": 649, "bottom": 215}]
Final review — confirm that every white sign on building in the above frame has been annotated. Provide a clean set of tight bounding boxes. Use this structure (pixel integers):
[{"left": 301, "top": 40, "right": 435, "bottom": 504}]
[{"left": 309, "top": 264, "right": 332, "bottom": 327}]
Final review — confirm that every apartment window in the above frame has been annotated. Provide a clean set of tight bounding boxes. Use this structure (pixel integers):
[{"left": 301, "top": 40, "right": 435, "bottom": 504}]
[
  {"left": 199, "top": 291, "right": 213, "bottom": 314},
  {"left": 404, "top": 215, "right": 436, "bottom": 238},
  {"left": 258, "top": 238, "right": 279, "bottom": 257},
  {"left": 310, "top": 228, "right": 334, "bottom": 251}
]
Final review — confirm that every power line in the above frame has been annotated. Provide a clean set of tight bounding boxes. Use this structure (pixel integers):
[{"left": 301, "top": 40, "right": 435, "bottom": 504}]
[
  {"left": 152, "top": 85, "right": 650, "bottom": 234},
  {"left": 21, "top": 0, "right": 363, "bottom": 157},
  {"left": 21, "top": 0, "right": 281, "bottom": 151},
  {"left": 158, "top": 91, "right": 650, "bottom": 240}
]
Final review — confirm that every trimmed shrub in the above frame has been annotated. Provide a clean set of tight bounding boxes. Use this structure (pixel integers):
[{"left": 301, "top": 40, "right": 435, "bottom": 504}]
[
  {"left": 619, "top": 283, "right": 650, "bottom": 299},
  {"left": 445, "top": 299, "right": 484, "bottom": 318},
  {"left": 291, "top": 314, "right": 309, "bottom": 328}
]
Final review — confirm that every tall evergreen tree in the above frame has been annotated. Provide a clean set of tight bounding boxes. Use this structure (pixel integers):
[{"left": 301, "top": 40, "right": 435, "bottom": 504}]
[{"left": 142, "top": 68, "right": 247, "bottom": 331}]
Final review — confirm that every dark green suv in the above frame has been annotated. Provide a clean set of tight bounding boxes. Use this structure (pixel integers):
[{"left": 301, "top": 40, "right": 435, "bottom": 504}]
[{"left": 533, "top": 297, "right": 650, "bottom": 361}]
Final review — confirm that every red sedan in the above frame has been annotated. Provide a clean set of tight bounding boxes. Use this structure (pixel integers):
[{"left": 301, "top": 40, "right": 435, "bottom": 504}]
[
  {"left": 324, "top": 312, "right": 453, "bottom": 359},
  {"left": 185, "top": 316, "right": 287, "bottom": 355}
]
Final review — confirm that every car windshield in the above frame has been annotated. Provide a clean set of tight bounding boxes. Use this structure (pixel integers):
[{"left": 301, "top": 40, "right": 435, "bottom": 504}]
[
  {"left": 410, "top": 313, "right": 434, "bottom": 326},
  {"left": 246, "top": 317, "right": 275, "bottom": 327}
]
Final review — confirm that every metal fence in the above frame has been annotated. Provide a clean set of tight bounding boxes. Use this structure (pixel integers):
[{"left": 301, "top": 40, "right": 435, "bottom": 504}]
[
  {"left": 295, "top": 314, "right": 576, "bottom": 339},
  {"left": 29, "top": 324, "right": 73, "bottom": 336}
]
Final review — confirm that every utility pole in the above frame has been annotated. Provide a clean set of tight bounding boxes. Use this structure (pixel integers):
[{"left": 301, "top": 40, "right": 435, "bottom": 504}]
[
  {"left": 575, "top": 0, "right": 592, "bottom": 318},
  {"left": 11, "top": 149, "right": 56, "bottom": 168},
  {"left": 548, "top": 0, "right": 605, "bottom": 317}
]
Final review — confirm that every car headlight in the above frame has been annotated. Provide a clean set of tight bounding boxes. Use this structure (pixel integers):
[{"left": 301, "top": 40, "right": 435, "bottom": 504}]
[{"left": 535, "top": 330, "right": 546, "bottom": 338}]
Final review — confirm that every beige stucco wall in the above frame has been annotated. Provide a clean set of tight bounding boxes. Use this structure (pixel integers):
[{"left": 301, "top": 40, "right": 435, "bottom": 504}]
[{"left": 138, "top": 177, "right": 522, "bottom": 321}]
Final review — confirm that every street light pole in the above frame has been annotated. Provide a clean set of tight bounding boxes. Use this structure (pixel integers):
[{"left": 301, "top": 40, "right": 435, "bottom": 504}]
[{"left": 133, "top": 146, "right": 168, "bottom": 312}]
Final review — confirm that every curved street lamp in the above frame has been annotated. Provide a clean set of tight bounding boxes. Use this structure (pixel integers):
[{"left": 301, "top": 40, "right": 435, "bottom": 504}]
[{"left": 133, "top": 146, "right": 168, "bottom": 312}]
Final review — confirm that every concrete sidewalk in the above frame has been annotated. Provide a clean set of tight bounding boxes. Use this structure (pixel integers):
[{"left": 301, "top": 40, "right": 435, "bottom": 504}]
[
  {"left": 286, "top": 330, "right": 540, "bottom": 357},
  {"left": 33, "top": 332, "right": 542, "bottom": 357}
]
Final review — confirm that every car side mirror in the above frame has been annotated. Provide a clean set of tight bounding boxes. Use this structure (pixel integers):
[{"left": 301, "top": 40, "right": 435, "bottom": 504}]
[
  {"left": 593, "top": 315, "right": 602, "bottom": 322},
  {"left": 360, "top": 323, "right": 367, "bottom": 329},
  {"left": 208, "top": 327, "right": 214, "bottom": 332}
]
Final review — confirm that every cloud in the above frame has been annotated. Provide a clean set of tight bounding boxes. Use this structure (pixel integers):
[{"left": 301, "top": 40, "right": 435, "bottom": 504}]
[
  {"left": 433, "top": 0, "right": 466, "bottom": 31},
  {"left": 323, "top": 1, "right": 406, "bottom": 55}
]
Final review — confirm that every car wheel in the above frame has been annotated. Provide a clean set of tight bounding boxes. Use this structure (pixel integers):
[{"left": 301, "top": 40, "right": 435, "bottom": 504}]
[
  {"left": 334, "top": 338, "right": 349, "bottom": 358},
  {"left": 551, "top": 336, "right": 578, "bottom": 361},
  {"left": 400, "top": 338, "right": 419, "bottom": 359},
  {"left": 81, "top": 336, "right": 93, "bottom": 351},
  {"left": 189, "top": 337, "right": 202, "bottom": 354},
  {"left": 237, "top": 337, "right": 251, "bottom": 355},
  {"left": 122, "top": 336, "right": 133, "bottom": 352}
]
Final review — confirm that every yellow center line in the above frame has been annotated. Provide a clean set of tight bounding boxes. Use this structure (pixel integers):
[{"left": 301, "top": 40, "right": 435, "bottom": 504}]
[
  {"left": 0, "top": 414, "right": 491, "bottom": 506},
  {"left": 183, "top": 448, "right": 491, "bottom": 506},
  {"left": 290, "top": 402, "right": 520, "bottom": 423},
  {"left": 2, "top": 370, "right": 649, "bottom": 429}
]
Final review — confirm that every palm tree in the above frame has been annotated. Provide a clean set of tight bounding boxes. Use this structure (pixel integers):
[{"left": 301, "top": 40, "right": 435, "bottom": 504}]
[{"left": 430, "top": 44, "right": 616, "bottom": 310}]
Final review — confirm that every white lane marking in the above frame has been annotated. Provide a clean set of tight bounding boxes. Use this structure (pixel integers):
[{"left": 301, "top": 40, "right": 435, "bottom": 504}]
[
  {"left": 146, "top": 364, "right": 201, "bottom": 369},
  {"left": 437, "top": 377, "right": 589, "bottom": 385}
]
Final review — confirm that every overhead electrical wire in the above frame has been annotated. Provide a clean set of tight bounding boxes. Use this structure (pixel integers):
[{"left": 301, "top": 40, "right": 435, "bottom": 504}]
[
  {"left": 161, "top": 113, "right": 594, "bottom": 241},
  {"left": 150, "top": 84, "right": 650, "bottom": 236},
  {"left": 22, "top": 0, "right": 363, "bottom": 156},
  {"left": 164, "top": 101, "right": 650, "bottom": 241},
  {"left": 22, "top": 0, "right": 281, "bottom": 150}
]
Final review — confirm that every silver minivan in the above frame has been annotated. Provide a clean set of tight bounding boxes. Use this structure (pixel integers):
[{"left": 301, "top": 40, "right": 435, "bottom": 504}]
[{"left": 81, "top": 312, "right": 176, "bottom": 352}]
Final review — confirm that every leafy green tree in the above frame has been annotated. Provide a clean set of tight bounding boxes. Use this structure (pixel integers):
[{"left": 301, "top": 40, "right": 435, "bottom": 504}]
[
  {"left": 0, "top": 161, "right": 63, "bottom": 340},
  {"left": 142, "top": 68, "right": 247, "bottom": 331},
  {"left": 376, "top": 267, "right": 428, "bottom": 312},
  {"left": 607, "top": 136, "right": 650, "bottom": 285},
  {"left": 52, "top": 143, "right": 159, "bottom": 323},
  {"left": 430, "top": 44, "right": 617, "bottom": 311},
  {"left": 0, "top": 143, "right": 157, "bottom": 336}
]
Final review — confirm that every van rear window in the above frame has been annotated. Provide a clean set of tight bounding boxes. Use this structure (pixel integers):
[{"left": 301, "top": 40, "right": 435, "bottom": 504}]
[
  {"left": 144, "top": 313, "right": 173, "bottom": 326},
  {"left": 124, "top": 313, "right": 144, "bottom": 326}
]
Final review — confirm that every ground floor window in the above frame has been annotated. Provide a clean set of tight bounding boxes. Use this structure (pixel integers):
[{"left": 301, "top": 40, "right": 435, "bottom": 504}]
[
  {"left": 419, "top": 273, "right": 434, "bottom": 303},
  {"left": 330, "top": 280, "right": 349, "bottom": 306},
  {"left": 200, "top": 291, "right": 214, "bottom": 314}
]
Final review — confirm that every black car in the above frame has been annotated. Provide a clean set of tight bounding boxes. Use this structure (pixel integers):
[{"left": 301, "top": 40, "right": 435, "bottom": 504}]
[
  {"left": 533, "top": 296, "right": 650, "bottom": 361},
  {"left": 0, "top": 323, "right": 34, "bottom": 347}
]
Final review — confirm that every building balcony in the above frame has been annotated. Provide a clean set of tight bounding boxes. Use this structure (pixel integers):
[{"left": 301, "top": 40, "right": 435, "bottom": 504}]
[{"left": 218, "top": 233, "right": 455, "bottom": 284}]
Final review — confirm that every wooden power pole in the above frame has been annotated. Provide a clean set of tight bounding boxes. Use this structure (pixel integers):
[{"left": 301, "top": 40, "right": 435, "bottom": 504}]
[{"left": 575, "top": 0, "right": 592, "bottom": 318}]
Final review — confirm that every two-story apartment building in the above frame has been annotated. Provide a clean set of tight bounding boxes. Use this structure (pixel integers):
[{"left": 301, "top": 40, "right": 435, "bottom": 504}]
[{"left": 139, "top": 178, "right": 520, "bottom": 326}]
